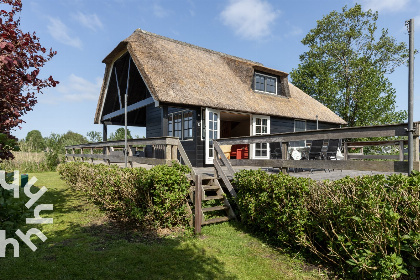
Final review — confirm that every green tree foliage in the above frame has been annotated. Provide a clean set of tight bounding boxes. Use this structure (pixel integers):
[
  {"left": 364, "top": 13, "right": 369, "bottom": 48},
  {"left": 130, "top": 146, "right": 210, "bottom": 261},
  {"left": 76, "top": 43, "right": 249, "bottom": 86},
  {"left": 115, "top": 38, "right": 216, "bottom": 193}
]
[
  {"left": 109, "top": 127, "right": 133, "bottom": 141},
  {"left": 25, "top": 130, "right": 45, "bottom": 152},
  {"left": 86, "top": 131, "right": 102, "bottom": 142},
  {"left": 61, "top": 131, "right": 88, "bottom": 147},
  {"left": 290, "top": 4, "right": 408, "bottom": 126}
]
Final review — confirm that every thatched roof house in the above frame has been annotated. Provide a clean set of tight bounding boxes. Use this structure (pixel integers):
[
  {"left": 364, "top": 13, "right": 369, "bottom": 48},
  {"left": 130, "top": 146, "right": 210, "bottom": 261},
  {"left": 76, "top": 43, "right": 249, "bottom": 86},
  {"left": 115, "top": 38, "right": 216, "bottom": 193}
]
[{"left": 95, "top": 29, "right": 346, "bottom": 166}]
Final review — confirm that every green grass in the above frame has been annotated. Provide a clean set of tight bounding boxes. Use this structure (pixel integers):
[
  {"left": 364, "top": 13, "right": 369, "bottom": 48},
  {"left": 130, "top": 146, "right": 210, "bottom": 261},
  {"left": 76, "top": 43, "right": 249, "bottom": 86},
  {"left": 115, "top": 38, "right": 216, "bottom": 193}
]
[{"left": 0, "top": 172, "right": 328, "bottom": 279}]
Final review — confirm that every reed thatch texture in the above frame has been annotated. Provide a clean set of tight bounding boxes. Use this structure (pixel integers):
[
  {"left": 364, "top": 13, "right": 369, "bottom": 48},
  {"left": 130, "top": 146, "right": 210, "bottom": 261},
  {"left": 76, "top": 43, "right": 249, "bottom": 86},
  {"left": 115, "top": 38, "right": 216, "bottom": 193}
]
[{"left": 95, "top": 29, "right": 346, "bottom": 125}]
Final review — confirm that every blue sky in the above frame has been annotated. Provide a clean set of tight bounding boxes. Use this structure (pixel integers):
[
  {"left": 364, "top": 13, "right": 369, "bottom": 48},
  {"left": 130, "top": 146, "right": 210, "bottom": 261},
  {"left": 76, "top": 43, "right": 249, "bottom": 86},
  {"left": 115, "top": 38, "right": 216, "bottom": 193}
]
[{"left": 8, "top": 0, "right": 420, "bottom": 140}]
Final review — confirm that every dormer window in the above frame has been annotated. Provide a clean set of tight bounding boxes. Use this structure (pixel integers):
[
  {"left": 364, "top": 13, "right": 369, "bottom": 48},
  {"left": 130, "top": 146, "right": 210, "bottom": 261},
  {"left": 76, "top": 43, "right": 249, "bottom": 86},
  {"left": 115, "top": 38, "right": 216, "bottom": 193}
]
[{"left": 254, "top": 73, "right": 277, "bottom": 94}]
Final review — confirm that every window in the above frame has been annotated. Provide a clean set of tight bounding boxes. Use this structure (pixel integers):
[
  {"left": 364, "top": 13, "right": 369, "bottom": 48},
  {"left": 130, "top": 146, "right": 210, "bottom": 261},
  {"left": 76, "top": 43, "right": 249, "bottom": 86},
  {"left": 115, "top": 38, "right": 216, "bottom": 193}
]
[
  {"left": 168, "top": 110, "right": 194, "bottom": 140},
  {"left": 168, "top": 115, "right": 173, "bottom": 136},
  {"left": 174, "top": 113, "right": 182, "bottom": 138},
  {"left": 254, "top": 73, "right": 277, "bottom": 94},
  {"left": 183, "top": 111, "right": 193, "bottom": 139},
  {"left": 290, "top": 120, "right": 306, "bottom": 147}
]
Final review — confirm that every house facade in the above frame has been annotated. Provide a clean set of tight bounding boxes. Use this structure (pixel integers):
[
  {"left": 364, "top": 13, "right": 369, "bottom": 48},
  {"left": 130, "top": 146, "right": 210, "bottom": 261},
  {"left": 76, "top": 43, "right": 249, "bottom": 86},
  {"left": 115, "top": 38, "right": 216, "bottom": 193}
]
[{"left": 94, "top": 29, "right": 346, "bottom": 167}]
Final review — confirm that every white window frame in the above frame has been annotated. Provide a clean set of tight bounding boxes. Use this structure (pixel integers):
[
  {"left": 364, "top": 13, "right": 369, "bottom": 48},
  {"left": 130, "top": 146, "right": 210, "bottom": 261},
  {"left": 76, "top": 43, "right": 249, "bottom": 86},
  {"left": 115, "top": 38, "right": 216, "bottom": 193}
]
[
  {"left": 290, "top": 119, "right": 306, "bottom": 148},
  {"left": 251, "top": 115, "right": 270, "bottom": 159},
  {"left": 254, "top": 73, "right": 277, "bottom": 95},
  {"left": 168, "top": 110, "right": 194, "bottom": 140}
]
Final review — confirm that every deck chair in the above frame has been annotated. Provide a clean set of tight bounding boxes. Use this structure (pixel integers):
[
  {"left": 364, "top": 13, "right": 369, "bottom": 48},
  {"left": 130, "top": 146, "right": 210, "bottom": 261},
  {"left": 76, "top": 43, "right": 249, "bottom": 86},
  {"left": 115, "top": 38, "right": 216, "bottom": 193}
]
[
  {"left": 325, "top": 139, "right": 341, "bottom": 172},
  {"left": 325, "top": 139, "right": 340, "bottom": 160},
  {"left": 269, "top": 142, "right": 282, "bottom": 159},
  {"left": 269, "top": 142, "right": 283, "bottom": 172},
  {"left": 308, "top": 139, "right": 324, "bottom": 160}
]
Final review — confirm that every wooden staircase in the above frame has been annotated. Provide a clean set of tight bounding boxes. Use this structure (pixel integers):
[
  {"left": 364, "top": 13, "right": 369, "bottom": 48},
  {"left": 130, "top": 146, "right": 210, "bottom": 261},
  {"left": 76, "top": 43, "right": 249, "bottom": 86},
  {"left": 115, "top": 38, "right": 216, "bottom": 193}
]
[{"left": 190, "top": 176, "right": 236, "bottom": 229}]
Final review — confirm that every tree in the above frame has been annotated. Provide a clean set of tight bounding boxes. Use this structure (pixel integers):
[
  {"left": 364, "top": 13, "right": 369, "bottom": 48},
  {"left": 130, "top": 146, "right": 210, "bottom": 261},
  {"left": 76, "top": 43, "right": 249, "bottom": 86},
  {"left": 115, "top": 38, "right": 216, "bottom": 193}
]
[
  {"left": 109, "top": 128, "right": 133, "bottom": 141},
  {"left": 290, "top": 4, "right": 408, "bottom": 127},
  {"left": 86, "top": 131, "right": 102, "bottom": 143},
  {"left": 0, "top": 0, "right": 58, "bottom": 160},
  {"left": 25, "top": 129, "right": 45, "bottom": 151},
  {"left": 61, "top": 131, "right": 88, "bottom": 146}
]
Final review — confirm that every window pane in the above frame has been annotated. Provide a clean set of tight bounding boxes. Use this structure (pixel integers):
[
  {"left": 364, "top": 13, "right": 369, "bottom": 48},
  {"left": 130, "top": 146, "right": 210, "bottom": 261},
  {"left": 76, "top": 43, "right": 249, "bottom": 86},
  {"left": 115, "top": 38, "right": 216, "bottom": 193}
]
[
  {"left": 266, "top": 77, "right": 275, "bottom": 93},
  {"left": 256, "top": 126, "right": 261, "bottom": 133},
  {"left": 262, "top": 127, "right": 267, "bottom": 134},
  {"left": 256, "top": 150, "right": 261, "bottom": 156},
  {"left": 256, "top": 118, "right": 261, "bottom": 125},
  {"left": 262, "top": 150, "right": 267, "bottom": 156},
  {"left": 262, "top": 119, "right": 267, "bottom": 126}
]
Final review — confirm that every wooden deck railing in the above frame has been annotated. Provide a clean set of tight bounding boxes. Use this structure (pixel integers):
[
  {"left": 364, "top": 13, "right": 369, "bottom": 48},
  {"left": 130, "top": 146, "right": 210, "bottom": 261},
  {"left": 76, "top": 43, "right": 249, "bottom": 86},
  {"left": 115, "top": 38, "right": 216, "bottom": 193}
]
[
  {"left": 216, "top": 122, "right": 420, "bottom": 173},
  {"left": 65, "top": 137, "right": 195, "bottom": 174}
]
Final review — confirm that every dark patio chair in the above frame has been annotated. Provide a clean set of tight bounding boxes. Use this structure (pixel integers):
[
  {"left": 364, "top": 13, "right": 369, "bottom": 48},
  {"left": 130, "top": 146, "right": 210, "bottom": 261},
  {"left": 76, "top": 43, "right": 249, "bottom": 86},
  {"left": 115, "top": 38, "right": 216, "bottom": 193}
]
[
  {"left": 269, "top": 142, "right": 282, "bottom": 159},
  {"left": 308, "top": 139, "right": 324, "bottom": 160},
  {"left": 326, "top": 139, "right": 340, "bottom": 160}
]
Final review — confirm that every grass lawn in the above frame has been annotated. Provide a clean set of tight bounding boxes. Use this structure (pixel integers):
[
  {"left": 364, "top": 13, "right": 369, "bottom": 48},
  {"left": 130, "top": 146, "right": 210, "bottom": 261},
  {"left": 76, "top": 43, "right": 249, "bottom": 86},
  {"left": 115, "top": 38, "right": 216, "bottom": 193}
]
[{"left": 0, "top": 172, "right": 328, "bottom": 280}]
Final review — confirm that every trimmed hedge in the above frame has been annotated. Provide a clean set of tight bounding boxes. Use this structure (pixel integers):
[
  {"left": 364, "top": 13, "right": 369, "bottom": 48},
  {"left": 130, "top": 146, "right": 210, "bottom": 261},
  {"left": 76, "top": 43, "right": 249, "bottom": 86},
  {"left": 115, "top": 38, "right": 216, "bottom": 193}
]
[
  {"left": 57, "top": 162, "right": 191, "bottom": 229},
  {"left": 233, "top": 170, "right": 420, "bottom": 279}
]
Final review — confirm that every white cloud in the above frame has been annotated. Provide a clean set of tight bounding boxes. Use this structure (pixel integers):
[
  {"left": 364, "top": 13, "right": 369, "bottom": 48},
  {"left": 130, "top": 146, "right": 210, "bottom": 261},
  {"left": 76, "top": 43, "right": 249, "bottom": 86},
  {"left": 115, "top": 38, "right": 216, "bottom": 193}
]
[
  {"left": 72, "top": 12, "right": 103, "bottom": 31},
  {"left": 57, "top": 74, "right": 102, "bottom": 102},
  {"left": 47, "top": 17, "right": 82, "bottom": 49},
  {"left": 220, "top": 0, "right": 279, "bottom": 40},
  {"left": 359, "top": 0, "right": 409, "bottom": 12}
]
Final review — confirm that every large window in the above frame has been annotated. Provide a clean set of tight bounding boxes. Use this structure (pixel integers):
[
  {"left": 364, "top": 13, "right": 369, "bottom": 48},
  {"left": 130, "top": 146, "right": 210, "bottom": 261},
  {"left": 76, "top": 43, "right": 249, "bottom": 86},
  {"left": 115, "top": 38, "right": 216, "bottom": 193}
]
[
  {"left": 168, "top": 110, "right": 193, "bottom": 140},
  {"left": 183, "top": 111, "right": 193, "bottom": 139},
  {"left": 254, "top": 73, "right": 277, "bottom": 94},
  {"left": 290, "top": 120, "right": 306, "bottom": 147}
]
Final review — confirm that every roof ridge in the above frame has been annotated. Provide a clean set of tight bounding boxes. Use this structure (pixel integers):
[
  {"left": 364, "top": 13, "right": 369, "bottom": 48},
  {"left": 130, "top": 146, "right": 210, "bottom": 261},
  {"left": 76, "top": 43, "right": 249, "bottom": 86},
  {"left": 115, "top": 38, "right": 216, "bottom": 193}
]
[{"left": 132, "top": 28, "right": 264, "bottom": 66}]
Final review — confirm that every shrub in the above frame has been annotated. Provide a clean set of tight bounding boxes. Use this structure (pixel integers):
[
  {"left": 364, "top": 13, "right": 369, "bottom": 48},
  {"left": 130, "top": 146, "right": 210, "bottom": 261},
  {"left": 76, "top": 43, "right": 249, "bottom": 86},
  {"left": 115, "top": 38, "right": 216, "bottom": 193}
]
[
  {"left": 233, "top": 170, "right": 420, "bottom": 279},
  {"left": 0, "top": 173, "right": 30, "bottom": 238},
  {"left": 57, "top": 162, "right": 191, "bottom": 229}
]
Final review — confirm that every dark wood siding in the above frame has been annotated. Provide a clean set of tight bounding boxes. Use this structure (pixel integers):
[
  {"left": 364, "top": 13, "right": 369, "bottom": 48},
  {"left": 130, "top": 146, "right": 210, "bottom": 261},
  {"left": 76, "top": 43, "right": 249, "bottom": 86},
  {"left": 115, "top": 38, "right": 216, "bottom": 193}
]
[
  {"left": 146, "top": 104, "right": 162, "bottom": 138},
  {"left": 270, "top": 117, "right": 295, "bottom": 134}
]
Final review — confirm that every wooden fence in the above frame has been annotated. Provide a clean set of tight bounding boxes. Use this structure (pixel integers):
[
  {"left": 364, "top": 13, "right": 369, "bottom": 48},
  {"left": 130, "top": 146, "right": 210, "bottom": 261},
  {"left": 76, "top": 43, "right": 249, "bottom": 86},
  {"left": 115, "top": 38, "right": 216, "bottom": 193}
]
[
  {"left": 216, "top": 122, "right": 420, "bottom": 173},
  {"left": 65, "top": 136, "right": 195, "bottom": 174}
]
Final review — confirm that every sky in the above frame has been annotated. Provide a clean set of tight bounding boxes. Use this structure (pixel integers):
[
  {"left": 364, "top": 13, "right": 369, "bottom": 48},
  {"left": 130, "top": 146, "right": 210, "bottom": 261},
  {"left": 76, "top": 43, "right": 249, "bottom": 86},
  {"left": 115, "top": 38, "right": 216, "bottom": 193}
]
[{"left": 6, "top": 0, "right": 420, "bottom": 140}]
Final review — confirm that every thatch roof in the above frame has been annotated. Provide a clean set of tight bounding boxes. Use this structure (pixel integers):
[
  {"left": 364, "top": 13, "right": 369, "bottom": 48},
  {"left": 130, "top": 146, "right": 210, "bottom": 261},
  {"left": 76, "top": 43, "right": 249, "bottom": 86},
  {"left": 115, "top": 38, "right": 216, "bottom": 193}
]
[{"left": 95, "top": 29, "right": 346, "bottom": 125}]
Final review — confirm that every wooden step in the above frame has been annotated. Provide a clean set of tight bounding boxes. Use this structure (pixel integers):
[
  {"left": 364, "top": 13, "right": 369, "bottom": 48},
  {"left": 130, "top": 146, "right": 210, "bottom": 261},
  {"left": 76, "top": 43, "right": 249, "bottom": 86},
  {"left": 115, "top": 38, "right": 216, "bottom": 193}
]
[
  {"left": 202, "top": 216, "right": 230, "bottom": 225},
  {"left": 203, "top": 195, "right": 224, "bottom": 201},
  {"left": 202, "top": 205, "right": 229, "bottom": 213},
  {"left": 203, "top": 185, "right": 220, "bottom": 191}
]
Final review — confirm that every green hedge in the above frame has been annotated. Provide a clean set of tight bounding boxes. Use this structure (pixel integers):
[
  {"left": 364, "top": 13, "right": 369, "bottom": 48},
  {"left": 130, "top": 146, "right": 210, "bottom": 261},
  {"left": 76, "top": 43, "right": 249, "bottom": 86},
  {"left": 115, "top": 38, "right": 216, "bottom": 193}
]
[
  {"left": 233, "top": 170, "right": 420, "bottom": 279},
  {"left": 0, "top": 173, "right": 29, "bottom": 238},
  {"left": 57, "top": 162, "right": 191, "bottom": 229}
]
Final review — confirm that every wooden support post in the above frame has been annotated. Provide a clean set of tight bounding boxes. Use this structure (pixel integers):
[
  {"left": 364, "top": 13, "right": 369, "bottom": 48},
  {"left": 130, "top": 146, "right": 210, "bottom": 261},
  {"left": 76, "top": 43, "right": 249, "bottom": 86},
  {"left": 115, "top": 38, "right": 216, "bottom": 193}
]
[
  {"left": 103, "top": 123, "right": 108, "bottom": 162},
  {"left": 90, "top": 148, "right": 94, "bottom": 163},
  {"left": 165, "top": 143, "right": 172, "bottom": 161},
  {"left": 72, "top": 148, "right": 75, "bottom": 161},
  {"left": 281, "top": 142, "right": 288, "bottom": 174},
  {"left": 399, "top": 140, "right": 405, "bottom": 161},
  {"left": 128, "top": 145, "right": 133, "bottom": 168},
  {"left": 414, "top": 124, "right": 419, "bottom": 170},
  {"left": 194, "top": 174, "right": 202, "bottom": 234},
  {"left": 171, "top": 145, "right": 178, "bottom": 161},
  {"left": 80, "top": 148, "right": 84, "bottom": 162},
  {"left": 343, "top": 142, "right": 348, "bottom": 161},
  {"left": 106, "top": 146, "right": 111, "bottom": 165}
]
